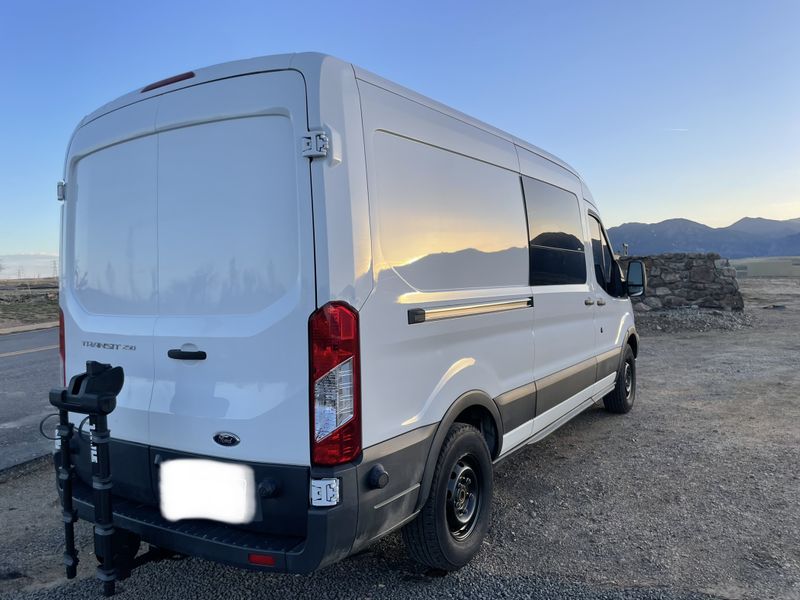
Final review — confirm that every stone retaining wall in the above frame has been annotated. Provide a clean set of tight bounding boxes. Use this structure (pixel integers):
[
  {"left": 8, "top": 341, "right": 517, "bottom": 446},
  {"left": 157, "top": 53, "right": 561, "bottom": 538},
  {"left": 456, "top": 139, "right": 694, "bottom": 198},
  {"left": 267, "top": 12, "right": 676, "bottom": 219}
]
[{"left": 619, "top": 253, "right": 744, "bottom": 312}]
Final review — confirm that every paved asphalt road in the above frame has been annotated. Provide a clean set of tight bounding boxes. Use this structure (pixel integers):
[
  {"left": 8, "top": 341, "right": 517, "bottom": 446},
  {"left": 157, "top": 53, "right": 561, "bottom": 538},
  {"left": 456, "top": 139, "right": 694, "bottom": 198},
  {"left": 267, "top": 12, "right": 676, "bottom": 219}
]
[{"left": 0, "top": 327, "right": 60, "bottom": 471}]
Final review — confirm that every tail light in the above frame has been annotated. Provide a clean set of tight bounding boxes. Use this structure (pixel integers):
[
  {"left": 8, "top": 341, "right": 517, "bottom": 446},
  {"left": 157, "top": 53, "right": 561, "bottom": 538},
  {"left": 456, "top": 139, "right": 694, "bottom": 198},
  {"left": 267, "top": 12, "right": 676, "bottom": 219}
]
[
  {"left": 58, "top": 308, "right": 65, "bottom": 386},
  {"left": 309, "top": 302, "right": 361, "bottom": 466}
]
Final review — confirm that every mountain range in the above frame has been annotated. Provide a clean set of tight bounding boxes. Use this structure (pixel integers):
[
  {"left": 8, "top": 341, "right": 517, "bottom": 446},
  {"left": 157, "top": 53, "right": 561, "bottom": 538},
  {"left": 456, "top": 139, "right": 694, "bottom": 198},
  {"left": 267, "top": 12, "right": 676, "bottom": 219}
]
[{"left": 607, "top": 217, "right": 800, "bottom": 259}]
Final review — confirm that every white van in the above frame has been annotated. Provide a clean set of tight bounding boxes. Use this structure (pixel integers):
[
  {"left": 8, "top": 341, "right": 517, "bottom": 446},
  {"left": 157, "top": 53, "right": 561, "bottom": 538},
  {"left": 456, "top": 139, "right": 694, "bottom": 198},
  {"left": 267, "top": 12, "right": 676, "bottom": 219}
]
[{"left": 57, "top": 52, "right": 645, "bottom": 574}]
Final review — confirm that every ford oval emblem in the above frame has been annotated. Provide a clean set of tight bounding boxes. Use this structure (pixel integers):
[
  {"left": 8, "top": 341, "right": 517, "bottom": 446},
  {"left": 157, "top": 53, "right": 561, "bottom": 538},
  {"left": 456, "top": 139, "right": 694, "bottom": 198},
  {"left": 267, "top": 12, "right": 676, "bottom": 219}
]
[{"left": 213, "top": 432, "right": 240, "bottom": 447}]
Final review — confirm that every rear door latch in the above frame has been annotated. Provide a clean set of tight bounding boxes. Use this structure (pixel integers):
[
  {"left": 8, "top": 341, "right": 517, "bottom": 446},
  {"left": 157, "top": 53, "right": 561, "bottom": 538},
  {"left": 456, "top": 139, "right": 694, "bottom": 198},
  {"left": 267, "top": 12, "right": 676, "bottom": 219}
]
[{"left": 301, "top": 130, "right": 329, "bottom": 159}]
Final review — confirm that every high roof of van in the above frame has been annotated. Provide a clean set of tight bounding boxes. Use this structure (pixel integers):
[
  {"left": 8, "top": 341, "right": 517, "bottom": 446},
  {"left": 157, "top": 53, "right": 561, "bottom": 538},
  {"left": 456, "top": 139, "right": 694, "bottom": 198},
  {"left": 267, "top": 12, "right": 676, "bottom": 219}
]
[{"left": 78, "top": 52, "right": 580, "bottom": 179}]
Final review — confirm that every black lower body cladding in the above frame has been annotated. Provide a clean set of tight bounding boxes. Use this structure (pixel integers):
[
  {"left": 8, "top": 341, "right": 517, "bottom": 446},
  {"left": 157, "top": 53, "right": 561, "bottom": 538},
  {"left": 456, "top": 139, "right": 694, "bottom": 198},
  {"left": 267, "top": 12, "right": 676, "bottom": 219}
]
[
  {"left": 352, "top": 424, "right": 437, "bottom": 553},
  {"left": 56, "top": 424, "right": 437, "bottom": 573}
]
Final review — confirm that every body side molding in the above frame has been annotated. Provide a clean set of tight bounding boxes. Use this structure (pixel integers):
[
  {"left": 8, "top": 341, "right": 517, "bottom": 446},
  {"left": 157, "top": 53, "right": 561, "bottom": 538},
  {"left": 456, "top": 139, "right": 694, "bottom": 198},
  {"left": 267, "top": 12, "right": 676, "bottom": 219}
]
[
  {"left": 408, "top": 297, "right": 533, "bottom": 325},
  {"left": 495, "top": 381, "right": 536, "bottom": 432},
  {"left": 596, "top": 347, "right": 622, "bottom": 381},
  {"left": 535, "top": 357, "right": 596, "bottom": 416}
]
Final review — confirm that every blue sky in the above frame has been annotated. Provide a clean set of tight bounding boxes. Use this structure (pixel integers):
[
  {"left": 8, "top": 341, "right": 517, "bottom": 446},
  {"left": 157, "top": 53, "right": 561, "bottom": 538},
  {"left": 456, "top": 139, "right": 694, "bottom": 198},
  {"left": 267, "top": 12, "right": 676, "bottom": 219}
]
[{"left": 1, "top": 0, "right": 798, "bottom": 256}]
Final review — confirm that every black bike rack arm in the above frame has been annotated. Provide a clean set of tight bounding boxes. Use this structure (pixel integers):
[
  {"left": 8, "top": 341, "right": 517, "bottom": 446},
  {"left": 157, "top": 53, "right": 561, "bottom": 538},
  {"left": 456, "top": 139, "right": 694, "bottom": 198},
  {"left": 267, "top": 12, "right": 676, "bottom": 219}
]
[
  {"left": 50, "top": 360, "right": 125, "bottom": 597},
  {"left": 55, "top": 409, "right": 78, "bottom": 579}
]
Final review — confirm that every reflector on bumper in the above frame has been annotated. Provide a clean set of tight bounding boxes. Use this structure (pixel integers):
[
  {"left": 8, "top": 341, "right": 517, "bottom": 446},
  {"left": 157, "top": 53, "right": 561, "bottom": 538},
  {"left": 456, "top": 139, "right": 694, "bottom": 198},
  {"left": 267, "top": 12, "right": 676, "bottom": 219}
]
[{"left": 310, "top": 478, "right": 340, "bottom": 507}]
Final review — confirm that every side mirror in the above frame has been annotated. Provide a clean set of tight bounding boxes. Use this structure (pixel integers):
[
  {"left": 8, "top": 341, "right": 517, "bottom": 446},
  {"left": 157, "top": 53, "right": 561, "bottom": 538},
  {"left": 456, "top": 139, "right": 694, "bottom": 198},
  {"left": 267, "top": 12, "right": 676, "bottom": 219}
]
[{"left": 625, "top": 260, "right": 646, "bottom": 297}]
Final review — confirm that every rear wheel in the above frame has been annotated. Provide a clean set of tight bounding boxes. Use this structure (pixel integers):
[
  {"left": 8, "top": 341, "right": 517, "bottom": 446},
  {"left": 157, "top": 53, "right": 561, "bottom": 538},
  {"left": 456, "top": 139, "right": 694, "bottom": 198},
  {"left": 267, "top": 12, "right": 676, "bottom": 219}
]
[
  {"left": 603, "top": 344, "right": 636, "bottom": 414},
  {"left": 402, "top": 423, "right": 493, "bottom": 570}
]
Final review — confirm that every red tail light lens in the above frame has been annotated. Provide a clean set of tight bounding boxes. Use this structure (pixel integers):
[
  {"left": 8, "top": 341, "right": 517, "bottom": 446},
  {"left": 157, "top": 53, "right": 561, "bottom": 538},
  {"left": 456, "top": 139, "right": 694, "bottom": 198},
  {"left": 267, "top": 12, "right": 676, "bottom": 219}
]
[
  {"left": 309, "top": 302, "right": 361, "bottom": 466},
  {"left": 58, "top": 308, "right": 65, "bottom": 386}
]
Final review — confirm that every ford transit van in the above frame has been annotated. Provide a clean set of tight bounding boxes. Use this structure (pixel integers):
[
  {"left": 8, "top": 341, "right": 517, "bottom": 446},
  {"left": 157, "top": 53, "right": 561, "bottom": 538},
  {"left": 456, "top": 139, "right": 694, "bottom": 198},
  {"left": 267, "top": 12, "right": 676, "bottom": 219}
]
[{"left": 56, "top": 52, "right": 645, "bottom": 574}]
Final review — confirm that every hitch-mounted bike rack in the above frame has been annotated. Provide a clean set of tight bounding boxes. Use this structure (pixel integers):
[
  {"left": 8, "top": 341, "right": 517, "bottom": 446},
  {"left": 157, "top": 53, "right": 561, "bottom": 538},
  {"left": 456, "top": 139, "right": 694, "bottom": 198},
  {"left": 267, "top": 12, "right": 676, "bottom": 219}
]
[{"left": 50, "top": 361, "right": 124, "bottom": 597}]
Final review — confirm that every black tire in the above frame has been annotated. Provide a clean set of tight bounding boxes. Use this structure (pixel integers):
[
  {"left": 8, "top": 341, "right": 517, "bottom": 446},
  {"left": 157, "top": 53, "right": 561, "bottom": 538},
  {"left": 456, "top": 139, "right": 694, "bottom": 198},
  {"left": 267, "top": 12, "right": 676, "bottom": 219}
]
[
  {"left": 402, "top": 423, "right": 493, "bottom": 570},
  {"left": 603, "top": 344, "right": 636, "bottom": 414}
]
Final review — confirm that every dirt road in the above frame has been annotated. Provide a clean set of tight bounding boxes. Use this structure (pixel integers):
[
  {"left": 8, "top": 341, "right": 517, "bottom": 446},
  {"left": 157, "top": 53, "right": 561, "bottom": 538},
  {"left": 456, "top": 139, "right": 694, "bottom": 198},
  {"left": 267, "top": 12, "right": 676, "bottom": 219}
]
[{"left": 1, "top": 278, "right": 798, "bottom": 599}]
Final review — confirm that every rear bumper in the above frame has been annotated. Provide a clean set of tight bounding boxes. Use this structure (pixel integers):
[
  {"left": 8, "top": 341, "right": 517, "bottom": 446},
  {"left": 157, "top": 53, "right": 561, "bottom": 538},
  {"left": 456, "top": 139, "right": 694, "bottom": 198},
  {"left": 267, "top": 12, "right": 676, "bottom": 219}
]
[
  {"left": 57, "top": 440, "right": 360, "bottom": 574},
  {"left": 67, "top": 475, "right": 358, "bottom": 573},
  {"left": 55, "top": 424, "right": 435, "bottom": 573}
]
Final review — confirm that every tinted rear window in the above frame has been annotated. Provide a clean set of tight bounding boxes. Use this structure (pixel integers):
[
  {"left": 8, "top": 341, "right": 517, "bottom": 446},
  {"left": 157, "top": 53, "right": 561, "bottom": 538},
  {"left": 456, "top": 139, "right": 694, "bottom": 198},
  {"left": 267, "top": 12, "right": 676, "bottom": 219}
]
[
  {"left": 157, "top": 116, "right": 299, "bottom": 315},
  {"left": 72, "top": 136, "right": 159, "bottom": 314},
  {"left": 71, "top": 116, "right": 300, "bottom": 316}
]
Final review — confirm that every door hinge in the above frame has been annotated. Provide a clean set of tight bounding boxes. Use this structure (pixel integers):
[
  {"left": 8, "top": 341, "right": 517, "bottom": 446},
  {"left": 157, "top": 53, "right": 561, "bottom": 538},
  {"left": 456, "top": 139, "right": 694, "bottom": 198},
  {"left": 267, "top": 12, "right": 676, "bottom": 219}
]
[
  {"left": 56, "top": 180, "right": 66, "bottom": 202},
  {"left": 301, "top": 131, "right": 329, "bottom": 159}
]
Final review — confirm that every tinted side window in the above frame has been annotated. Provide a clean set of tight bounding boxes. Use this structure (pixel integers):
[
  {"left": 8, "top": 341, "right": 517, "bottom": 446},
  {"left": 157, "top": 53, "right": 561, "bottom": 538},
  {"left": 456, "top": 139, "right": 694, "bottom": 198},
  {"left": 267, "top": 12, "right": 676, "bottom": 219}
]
[
  {"left": 589, "top": 216, "right": 607, "bottom": 288},
  {"left": 603, "top": 235, "right": 615, "bottom": 282},
  {"left": 589, "top": 214, "right": 619, "bottom": 294},
  {"left": 522, "top": 177, "right": 586, "bottom": 286},
  {"left": 372, "top": 132, "right": 529, "bottom": 291}
]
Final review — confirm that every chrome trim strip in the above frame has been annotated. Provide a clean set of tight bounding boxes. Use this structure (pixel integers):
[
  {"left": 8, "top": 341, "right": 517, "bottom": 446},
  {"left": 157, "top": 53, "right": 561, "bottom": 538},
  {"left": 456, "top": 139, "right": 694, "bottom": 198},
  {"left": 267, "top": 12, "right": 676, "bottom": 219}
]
[{"left": 408, "top": 297, "right": 533, "bottom": 324}]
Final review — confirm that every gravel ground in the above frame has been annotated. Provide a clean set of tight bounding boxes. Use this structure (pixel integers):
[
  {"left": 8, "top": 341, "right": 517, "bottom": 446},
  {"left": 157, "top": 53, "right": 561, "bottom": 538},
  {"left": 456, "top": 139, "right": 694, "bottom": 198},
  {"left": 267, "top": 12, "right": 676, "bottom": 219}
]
[
  {"left": 1, "top": 278, "right": 798, "bottom": 600},
  {"left": 633, "top": 307, "right": 753, "bottom": 334}
]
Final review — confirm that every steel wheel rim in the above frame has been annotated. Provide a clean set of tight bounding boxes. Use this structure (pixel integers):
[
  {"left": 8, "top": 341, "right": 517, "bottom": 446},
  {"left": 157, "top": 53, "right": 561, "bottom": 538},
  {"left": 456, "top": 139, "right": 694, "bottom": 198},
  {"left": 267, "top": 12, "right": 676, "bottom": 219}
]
[
  {"left": 624, "top": 362, "right": 633, "bottom": 398},
  {"left": 446, "top": 455, "right": 481, "bottom": 541}
]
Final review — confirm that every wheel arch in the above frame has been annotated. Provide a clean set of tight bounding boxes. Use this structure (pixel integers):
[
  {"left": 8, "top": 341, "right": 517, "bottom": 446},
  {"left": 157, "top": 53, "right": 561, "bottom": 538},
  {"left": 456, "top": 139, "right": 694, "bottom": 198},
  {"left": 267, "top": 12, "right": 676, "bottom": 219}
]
[
  {"left": 625, "top": 327, "right": 639, "bottom": 357},
  {"left": 413, "top": 390, "right": 503, "bottom": 512}
]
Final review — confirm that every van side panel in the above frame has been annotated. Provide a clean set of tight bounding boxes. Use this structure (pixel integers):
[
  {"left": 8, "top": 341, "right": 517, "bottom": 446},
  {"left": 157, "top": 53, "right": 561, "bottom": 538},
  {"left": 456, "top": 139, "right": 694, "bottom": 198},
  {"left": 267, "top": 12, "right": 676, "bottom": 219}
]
[{"left": 357, "top": 80, "right": 534, "bottom": 455}]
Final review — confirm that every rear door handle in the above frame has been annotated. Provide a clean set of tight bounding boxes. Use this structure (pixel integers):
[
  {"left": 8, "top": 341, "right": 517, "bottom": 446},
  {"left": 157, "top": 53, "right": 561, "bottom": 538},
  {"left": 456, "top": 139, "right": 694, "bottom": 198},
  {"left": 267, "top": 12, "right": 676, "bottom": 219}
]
[
  {"left": 584, "top": 298, "right": 595, "bottom": 306},
  {"left": 167, "top": 349, "right": 207, "bottom": 361},
  {"left": 597, "top": 298, "right": 607, "bottom": 306}
]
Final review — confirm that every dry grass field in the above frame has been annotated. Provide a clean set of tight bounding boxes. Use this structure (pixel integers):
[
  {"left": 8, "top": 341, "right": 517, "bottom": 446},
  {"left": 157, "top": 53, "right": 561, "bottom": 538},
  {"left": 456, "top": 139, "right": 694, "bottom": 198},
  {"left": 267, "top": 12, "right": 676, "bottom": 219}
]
[{"left": 0, "top": 278, "right": 59, "bottom": 329}]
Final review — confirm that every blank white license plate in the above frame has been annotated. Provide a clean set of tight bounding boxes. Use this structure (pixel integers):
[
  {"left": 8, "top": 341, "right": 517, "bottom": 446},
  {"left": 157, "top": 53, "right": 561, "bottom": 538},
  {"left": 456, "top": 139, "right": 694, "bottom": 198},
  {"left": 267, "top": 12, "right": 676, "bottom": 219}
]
[{"left": 159, "top": 459, "right": 256, "bottom": 524}]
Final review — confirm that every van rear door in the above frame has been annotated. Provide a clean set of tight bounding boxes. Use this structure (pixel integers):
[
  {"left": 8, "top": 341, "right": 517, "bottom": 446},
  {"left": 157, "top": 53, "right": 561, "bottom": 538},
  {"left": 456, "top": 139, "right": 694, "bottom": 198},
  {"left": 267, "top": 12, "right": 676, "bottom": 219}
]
[
  {"left": 149, "top": 72, "right": 315, "bottom": 466},
  {"left": 66, "top": 96, "right": 167, "bottom": 451},
  {"left": 66, "top": 71, "right": 316, "bottom": 468}
]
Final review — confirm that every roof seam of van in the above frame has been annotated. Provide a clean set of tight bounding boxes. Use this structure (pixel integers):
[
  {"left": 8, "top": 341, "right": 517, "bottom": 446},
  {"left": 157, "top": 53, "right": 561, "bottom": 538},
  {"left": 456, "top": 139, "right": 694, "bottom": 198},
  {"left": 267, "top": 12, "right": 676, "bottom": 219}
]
[{"left": 352, "top": 72, "right": 580, "bottom": 179}]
